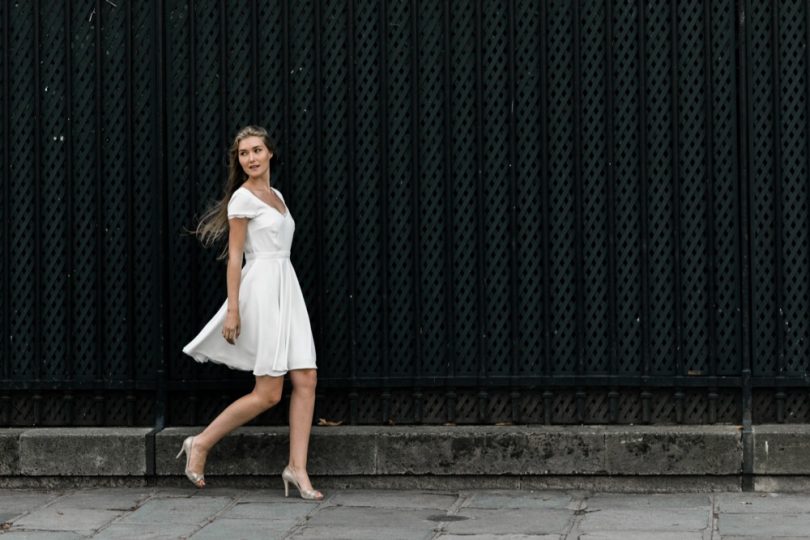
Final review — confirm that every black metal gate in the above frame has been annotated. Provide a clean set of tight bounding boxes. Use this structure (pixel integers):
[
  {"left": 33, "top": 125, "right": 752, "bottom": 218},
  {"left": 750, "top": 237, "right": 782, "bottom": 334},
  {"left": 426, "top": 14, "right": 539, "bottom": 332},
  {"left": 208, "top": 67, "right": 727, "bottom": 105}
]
[{"left": 2, "top": 1, "right": 809, "bottom": 427}]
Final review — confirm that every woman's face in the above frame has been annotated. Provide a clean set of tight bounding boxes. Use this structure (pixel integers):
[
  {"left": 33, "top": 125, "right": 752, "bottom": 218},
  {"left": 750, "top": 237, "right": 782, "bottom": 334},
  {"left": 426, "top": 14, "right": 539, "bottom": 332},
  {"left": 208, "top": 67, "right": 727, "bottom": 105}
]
[{"left": 238, "top": 136, "right": 273, "bottom": 180}]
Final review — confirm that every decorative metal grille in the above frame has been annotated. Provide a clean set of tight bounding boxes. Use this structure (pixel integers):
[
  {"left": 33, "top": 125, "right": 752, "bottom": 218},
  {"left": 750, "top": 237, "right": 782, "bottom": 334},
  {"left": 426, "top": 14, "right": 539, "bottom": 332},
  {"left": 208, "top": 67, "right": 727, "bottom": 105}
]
[{"left": 1, "top": 1, "right": 809, "bottom": 427}]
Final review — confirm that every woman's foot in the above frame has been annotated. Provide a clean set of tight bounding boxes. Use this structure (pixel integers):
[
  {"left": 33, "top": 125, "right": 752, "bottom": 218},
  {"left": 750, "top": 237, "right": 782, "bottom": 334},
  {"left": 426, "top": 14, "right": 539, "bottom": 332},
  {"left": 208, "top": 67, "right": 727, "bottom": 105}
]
[
  {"left": 281, "top": 465, "right": 323, "bottom": 500},
  {"left": 176, "top": 436, "right": 207, "bottom": 488}
]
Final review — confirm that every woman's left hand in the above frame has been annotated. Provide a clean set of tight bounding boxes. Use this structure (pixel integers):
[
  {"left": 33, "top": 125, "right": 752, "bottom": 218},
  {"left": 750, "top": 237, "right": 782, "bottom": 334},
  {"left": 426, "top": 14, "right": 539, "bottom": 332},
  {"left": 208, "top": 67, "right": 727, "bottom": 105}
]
[{"left": 222, "top": 310, "right": 241, "bottom": 344}]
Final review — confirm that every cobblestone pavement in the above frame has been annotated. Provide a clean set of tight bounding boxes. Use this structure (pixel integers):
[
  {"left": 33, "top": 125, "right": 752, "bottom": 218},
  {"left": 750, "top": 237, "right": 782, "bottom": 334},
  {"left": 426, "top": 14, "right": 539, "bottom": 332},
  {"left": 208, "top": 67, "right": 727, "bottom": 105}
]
[{"left": 1, "top": 487, "right": 809, "bottom": 539}]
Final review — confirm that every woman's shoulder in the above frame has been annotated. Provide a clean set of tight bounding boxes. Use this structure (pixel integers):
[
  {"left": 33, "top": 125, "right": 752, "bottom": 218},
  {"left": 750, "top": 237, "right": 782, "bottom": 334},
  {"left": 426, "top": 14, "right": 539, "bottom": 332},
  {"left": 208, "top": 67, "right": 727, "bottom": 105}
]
[{"left": 227, "top": 187, "right": 260, "bottom": 218}]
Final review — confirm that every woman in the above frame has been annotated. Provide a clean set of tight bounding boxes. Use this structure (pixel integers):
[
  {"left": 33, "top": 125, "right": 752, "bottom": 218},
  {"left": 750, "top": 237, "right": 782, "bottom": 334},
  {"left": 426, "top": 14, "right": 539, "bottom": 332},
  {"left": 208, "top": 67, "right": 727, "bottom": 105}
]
[{"left": 180, "top": 125, "right": 322, "bottom": 500}]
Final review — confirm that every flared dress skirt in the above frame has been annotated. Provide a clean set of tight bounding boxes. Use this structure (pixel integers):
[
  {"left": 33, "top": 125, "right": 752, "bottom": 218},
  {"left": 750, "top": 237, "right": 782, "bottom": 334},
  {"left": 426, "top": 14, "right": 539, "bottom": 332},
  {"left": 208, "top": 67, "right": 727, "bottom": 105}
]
[{"left": 182, "top": 187, "right": 317, "bottom": 377}]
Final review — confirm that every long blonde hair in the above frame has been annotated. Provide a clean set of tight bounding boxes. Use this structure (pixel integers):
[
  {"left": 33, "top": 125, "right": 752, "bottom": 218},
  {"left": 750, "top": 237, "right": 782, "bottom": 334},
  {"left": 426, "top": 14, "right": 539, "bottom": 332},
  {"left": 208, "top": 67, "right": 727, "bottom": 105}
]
[{"left": 192, "top": 125, "right": 278, "bottom": 258}]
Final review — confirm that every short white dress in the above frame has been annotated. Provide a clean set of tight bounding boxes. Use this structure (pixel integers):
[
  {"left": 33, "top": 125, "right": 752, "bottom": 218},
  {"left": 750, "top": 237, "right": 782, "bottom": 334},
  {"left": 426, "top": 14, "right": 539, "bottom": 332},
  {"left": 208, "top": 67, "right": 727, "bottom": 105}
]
[{"left": 182, "top": 186, "right": 317, "bottom": 376}]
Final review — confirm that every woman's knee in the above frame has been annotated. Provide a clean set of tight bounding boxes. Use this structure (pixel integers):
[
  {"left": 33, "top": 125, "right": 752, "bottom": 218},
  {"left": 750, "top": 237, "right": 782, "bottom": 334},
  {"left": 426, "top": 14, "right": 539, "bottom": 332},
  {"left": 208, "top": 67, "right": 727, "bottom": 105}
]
[
  {"left": 252, "top": 377, "right": 283, "bottom": 409},
  {"left": 291, "top": 369, "right": 317, "bottom": 392},
  {"left": 253, "top": 388, "right": 281, "bottom": 410}
]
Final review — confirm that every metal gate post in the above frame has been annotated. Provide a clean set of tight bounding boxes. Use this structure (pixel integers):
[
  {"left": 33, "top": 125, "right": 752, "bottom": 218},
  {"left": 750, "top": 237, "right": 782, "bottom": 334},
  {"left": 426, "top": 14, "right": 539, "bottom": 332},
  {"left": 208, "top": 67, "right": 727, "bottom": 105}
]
[
  {"left": 734, "top": 0, "right": 754, "bottom": 491},
  {"left": 153, "top": 0, "right": 169, "bottom": 433}
]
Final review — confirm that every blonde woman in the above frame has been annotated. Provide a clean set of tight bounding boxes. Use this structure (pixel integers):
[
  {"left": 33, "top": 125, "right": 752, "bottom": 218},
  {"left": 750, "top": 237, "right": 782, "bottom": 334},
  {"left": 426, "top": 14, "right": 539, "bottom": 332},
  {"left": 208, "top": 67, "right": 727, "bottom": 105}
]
[{"left": 180, "top": 125, "right": 322, "bottom": 500}]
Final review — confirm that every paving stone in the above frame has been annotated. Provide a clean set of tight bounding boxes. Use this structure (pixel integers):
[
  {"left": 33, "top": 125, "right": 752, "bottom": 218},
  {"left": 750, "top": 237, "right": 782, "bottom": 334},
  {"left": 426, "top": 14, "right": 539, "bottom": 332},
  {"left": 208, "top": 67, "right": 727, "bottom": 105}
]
[
  {"left": 291, "top": 525, "right": 436, "bottom": 540},
  {"left": 579, "top": 533, "right": 704, "bottom": 540},
  {"left": 721, "top": 537, "right": 809, "bottom": 540},
  {"left": 585, "top": 493, "right": 712, "bottom": 510},
  {"left": 520, "top": 475, "right": 741, "bottom": 493},
  {"left": 49, "top": 488, "right": 154, "bottom": 511},
  {"left": 717, "top": 513, "right": 810, "bottom": 537},
  {"left": 187, "top": 487, "right": 248, "bottom": 498},
  {"left": 304, "top": 505, "right": 438, "bottom": 530},
  {"left": 5, "top": 487, "right": 810, "bottom": 539},
  {"left": 153, "top": 487, "right": 202, "bottom": 498},
  {"left": 114, "top": 496, "right": 232, "bottom": 525},
  {"left": 0, "top": 490, "right": 60, "bottom": 517},
  {"left": 0, "top": 531, "right": 85, "bottom": 539},
  {"left": 191, "top": 518, "right": 299, "bottom": 539},
  {"left": 1, "top": 488, "right": 153, "bottom": 536},
  {"left": 93, "top": 522, "right": 202, "bottom": 540},
  {"left": 462, "top": 490, "right": 574, "bottom": 510},
  {"left": 219, "top": 501, "right": 313, "bottom": 520},
  {"left": 11, "top": 507, "right": 121, "bottom": 533},
  {"left": 235, "top": 490, "right": 321, "bottom": 504},
  {"left": 328, "top": 490, "right": 457, "bottom": 509},
  {"left": 436, "top": 536, "right": 561, "bottom": 540},
  {"left": 445, "top": 508, "right": 572, "bottom": 535},
  {"left": 578, "top": 508, "right": 710, "bottom": 532},
  {"left": 716, "top": 492, "right": 810, "bottom": 514}
]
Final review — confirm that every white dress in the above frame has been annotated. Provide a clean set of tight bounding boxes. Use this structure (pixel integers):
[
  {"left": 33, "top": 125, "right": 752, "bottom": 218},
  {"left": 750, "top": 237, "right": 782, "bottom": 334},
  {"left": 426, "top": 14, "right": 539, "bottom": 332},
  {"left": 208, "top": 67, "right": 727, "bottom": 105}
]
[{"left": 182, "top": 186, "right": 317, "bottom": 376}]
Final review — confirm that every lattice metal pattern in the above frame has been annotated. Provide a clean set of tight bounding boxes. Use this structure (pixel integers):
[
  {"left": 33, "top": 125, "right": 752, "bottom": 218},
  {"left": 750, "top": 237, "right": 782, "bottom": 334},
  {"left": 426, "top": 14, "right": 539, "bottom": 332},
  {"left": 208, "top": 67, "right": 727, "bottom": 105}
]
[
  {"left": 3, "top": 1, "right": 809, "bottom": 427},
  {"left": 580, "top": 1, "right": 610, "bottom": 374},
  {"left": 284, "top": 0, "right": 318, "bottom": 363},
  {"left": 132, "top": 2, "right": 161, "bottom": 380},
  {"left": 481, "top": 0, "right": 511, "bottom": 379},
  {"left": 40, "top": 0, "right": 67, "bottom": 381},
  {"left": 547, "top": 1, "right": 577, "bottom": 375},
  {"left": 612, "top": 0, "right": 644, "bottom": 376},
  {"left": 70, "top": 1, "right": 99, "bottom": 383},
  {"left": 711, "top": 0, "right": 741, "bottom": 377},
  {"left": 749, "top": 1, "right": 810, "bottom": 380},
  {"left": 9, "top": 0, "right": 37, "bottom": 383},
  {"left": 0, "top": 0, "right": 6, "bottom": 394},
  {"left": 776, "top": 1, "right": 809, "bottom": 377},
  {"left": 515, "top": 0, "right": 544, "bottom": 378},
  {"left": 417, "top": 0, "right": 446, "bottom": 380},
  {"left": 2, "top": 1, "right": 159, "bottom": 426},
  {"left": 450, "top": 1, "right": 479, "bottom": 380},
  {"left": 319, "top": 0, "right": 352, "bottom": 381},
  {"left": 385, "top": 0, "right": 416, "bottom": 381}
]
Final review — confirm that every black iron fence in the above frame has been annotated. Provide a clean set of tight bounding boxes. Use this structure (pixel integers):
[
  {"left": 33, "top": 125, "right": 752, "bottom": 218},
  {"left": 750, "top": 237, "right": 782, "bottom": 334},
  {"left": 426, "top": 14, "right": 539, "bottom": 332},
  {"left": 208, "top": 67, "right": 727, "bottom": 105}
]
[{"left": 1, "top": 0, "right": 809, "bottom": 428}]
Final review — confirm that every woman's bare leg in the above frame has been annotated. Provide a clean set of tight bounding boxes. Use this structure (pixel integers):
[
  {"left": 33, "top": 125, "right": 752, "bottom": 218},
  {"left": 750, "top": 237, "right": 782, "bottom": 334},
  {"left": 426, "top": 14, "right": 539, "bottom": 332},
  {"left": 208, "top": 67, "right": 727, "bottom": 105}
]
[
  {"left": 287, "top": 368, "right": 319, "bottom": 493},
  {"left": 187, "top": 375, "right": 284, "bottom": 482}
]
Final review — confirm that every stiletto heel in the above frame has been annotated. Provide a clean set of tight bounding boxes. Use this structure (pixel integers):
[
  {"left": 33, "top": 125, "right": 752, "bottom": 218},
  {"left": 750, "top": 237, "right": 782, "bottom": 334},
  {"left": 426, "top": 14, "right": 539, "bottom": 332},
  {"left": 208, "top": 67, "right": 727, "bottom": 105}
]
[
  {"left": 176, "top": 436, "right": 205, "bottom": 488},
  {"left": 281, "top": 466, "right": 323, "bottom": 500}
]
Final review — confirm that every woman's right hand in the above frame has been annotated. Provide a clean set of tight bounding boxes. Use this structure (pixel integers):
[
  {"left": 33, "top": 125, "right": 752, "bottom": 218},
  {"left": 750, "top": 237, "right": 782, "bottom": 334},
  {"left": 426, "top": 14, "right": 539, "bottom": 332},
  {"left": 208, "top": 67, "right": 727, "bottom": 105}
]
[{"left": 222, "top": 309, "right": 240, "bottom": 344}]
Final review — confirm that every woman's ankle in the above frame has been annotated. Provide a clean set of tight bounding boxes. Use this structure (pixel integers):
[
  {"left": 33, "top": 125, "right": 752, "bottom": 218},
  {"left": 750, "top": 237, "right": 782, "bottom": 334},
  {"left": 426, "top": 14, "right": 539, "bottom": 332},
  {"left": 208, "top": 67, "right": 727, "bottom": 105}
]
[{"left": 192, "top": 436, "right": 212, "bottom": 454}]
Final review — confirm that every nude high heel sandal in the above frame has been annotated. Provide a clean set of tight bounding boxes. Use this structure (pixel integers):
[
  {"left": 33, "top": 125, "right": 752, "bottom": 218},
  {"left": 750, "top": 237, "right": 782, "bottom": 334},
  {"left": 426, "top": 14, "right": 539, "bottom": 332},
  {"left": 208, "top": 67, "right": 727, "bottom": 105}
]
[
  {"left": 281, "top": 466, "right": 323, "bottom": 500},
  {"left": 176, "top": 436, "right": 205, "bottom": 488}
]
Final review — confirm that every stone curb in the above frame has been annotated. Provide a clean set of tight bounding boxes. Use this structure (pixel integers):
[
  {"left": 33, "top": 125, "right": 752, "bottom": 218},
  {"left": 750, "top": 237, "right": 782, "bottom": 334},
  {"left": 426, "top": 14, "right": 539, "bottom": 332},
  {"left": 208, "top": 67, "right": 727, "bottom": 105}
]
[
  {"left": 0, "top": 424, "right": 806, "bottom": 483},
  {"left": 752, "top": 424, "right": 810, "bottom": 474},
  {"left": 16, "top": 428, "right": 153, "bottom": 476},
  {"left": 157, "top": 425, "right": 742, "bottom": 476},
  {"left": 0, "top": 424, "right": 744, "bottom": 478}
]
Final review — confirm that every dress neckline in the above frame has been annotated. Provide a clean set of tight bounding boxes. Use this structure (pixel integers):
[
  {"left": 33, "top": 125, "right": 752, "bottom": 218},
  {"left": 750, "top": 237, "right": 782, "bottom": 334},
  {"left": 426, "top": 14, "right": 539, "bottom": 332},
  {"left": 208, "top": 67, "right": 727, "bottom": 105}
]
[{"left": 240, "top": 186, "right": 288, "bottom": 217}]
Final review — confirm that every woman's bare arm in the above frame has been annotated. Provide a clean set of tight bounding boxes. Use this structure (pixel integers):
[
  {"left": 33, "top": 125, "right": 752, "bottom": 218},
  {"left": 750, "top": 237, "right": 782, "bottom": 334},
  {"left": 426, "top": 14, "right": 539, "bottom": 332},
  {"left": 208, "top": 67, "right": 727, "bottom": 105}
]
[{"left": 222, "top": 217, "right": 248, "bottom": 344}]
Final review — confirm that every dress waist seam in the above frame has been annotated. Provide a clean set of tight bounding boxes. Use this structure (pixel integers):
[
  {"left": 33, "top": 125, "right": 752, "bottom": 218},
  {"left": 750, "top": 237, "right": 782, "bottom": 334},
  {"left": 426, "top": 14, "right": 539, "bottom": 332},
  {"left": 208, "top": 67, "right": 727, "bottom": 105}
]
[{"left": 245, "top": 251, "right": 290, "bottom": 260}]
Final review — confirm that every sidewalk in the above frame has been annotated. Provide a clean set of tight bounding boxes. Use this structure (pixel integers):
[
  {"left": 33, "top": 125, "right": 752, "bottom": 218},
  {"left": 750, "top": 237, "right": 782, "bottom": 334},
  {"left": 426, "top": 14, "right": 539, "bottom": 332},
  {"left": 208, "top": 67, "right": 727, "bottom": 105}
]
[{"left": 2, "top": 487, "right": 809, "bottom": 539}]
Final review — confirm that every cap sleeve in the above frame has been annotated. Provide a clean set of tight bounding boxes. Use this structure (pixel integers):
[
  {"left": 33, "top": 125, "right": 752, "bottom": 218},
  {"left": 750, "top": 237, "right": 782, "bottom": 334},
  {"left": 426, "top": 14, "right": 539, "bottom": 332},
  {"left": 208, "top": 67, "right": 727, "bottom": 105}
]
[{"left": 227, "top": 189, "right": 260, "bottom": 219}]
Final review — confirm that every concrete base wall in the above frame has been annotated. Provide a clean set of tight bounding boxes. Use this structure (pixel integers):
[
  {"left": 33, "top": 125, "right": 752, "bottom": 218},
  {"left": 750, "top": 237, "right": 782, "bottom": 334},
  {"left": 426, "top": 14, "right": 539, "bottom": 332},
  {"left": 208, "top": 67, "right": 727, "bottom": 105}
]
[{"left": 1, "top": 425, "right": 808, "bottom": 491}]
